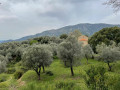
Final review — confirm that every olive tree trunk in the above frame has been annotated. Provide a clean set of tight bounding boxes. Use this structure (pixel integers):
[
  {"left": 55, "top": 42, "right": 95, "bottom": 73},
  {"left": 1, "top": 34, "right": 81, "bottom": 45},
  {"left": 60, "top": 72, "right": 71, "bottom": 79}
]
[
  {"left": 107, "top": 62, "right": 112, "bottom": 71},
  {"left": 64, "top": 61, "right": 67, "bottom": 67},
  {"left": 70, "top": 60, "right": 74, "bottom": 76},
  {"left": 70, "top": 65, "right": 74, "bottom": 76},
  {"left": 85, "top": 54, "right": 88, "bottom": 64},
  {"left": 34, "top": 66, "right": 41, "bottom": 80},
  {"left": 42, "top": 65, "right": 45, "bottom": 73}
]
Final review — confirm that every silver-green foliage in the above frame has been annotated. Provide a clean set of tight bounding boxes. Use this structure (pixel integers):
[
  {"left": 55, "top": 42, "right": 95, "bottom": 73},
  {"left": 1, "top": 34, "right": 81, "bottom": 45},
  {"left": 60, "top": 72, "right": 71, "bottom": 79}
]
[
  {"left": 0, "top": 41, "right": 29, "bottom": 62},
  {"left": 100, "top": 46, "right": 120, "bottom": 63},
  {"left": 0, "top": 55, "right": 8, "bottom": 73},
  {"left": 118, "top": 43, "right": 120, "bottom": 51},
  {"left": 49, "top": 43, "right": 58, "bottom": 56},
  {"left": 58, "top": 35, "right": 83, "bottom": 76},
  {"left": 96, "top": 43, "right": 107, "bottom": 54},
  {"left": 99, "top": 46, "right": 120, "bottom": 71},
  {"left": 82, "top": 44, "right": 94, "bottom": 64},
  {"left": 22, "top": 44, "right": 53, "bottom": 79}
]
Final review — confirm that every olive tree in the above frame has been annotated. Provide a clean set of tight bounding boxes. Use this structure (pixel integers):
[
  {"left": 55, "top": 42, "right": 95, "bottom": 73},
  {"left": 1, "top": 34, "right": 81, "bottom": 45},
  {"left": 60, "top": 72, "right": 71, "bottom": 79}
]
[
  {"left": 82, "top": 44, "right": 94, "bottom": 64},
  {"left": 0, "top": 55, "right": 8, "bottom": 73},
  {"left": 0, "top": 50, "right": 6, "bottom": 56},
  {"left": 22, "top": 45, "right": 53, "bottom": 80},
  {"left": 58, "top": 35, "right": 83, "bottom": 76},
  {"left": 0, "top": 42, "right": 22, "bottom": 62},
  {"left": 69, "top": 30, "right": 82, "bottom": 38},
  {"left": 96, "top": 43, "right": 107, "bottom": 54},
  {"left": 99, "top": 46, "right": 120, "bottom": 71},
  {"left": 118, "top": 43, "right": 120, "bottom": 51},
  {"left": 49, "top": 43, "right": 58, "bottom": 56}
]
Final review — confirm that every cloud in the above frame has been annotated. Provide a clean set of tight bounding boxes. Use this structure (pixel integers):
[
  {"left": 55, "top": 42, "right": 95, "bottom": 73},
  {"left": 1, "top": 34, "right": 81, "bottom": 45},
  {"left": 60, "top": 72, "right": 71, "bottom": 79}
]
[
  {"left": 0, "top": 0, "right": 119, "bottom": 40},
  {"left": 100, "top": 12, "right": 120, "bottom": 24}
]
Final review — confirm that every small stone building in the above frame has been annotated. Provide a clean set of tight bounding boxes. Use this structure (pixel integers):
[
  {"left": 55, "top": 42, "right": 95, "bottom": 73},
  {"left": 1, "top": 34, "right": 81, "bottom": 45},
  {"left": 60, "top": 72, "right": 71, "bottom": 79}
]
[{"left": 78, "top": 35, "right": 88, "bottom": 46}]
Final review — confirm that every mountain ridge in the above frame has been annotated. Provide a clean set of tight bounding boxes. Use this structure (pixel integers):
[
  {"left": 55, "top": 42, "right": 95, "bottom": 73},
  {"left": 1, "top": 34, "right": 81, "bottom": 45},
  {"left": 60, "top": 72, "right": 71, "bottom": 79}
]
[{"left": 1, "top": 23, "right": 120, "bottom": 43}]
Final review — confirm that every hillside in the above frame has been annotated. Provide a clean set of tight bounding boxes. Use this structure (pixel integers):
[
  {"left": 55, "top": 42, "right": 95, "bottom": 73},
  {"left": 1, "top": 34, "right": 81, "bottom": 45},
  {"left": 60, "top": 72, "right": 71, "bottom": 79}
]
[
  {"left": 1, "top": 23, "right": 120, "bottom": 43},
  {"left": 0, "top": 59, "right": 120, "bottom": 90}
]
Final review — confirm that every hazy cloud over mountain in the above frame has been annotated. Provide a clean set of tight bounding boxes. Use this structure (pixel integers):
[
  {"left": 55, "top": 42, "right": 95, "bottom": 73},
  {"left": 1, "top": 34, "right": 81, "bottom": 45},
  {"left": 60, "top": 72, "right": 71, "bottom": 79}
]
[{"left": 0, "top": 0, "right": 120, "bottom": 40}]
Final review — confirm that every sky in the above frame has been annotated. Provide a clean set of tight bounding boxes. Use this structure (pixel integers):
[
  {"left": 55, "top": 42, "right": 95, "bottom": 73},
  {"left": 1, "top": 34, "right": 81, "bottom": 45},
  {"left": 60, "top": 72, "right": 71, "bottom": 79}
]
[{"left": 0, "top": 0, "right": 120, "bottom": 40}]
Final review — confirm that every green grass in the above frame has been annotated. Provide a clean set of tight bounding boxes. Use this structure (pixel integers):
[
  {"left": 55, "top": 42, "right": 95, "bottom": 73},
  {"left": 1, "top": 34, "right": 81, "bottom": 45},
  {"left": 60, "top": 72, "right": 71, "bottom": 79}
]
[
  {"left": 0, "top": 73, "right": 17, "bottom": 90},
  {"left": 0, "top": 59, "right": 120, "bottom": 90}
]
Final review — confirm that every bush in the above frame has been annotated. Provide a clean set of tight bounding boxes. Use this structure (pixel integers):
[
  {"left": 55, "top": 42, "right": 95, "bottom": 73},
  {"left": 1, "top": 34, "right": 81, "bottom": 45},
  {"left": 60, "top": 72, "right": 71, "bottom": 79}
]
[
  {"left": 113, "top": 78, "right": 120, "bottom": 90},
  {"left": 6, "top": 68, "right": 16, "bottom": 74},
  {"left": 0, "top": 74, "right": 9, "bottom": 83},
  {"left": 46, "top": 71, "right": 53, "bottom": 76},
  {"left": 55, "top": 81, "right": 75, "bottom": 90},
  {"left": 105, "top": 73, "right": 120, "bottom": 90},
  {"left": 0, "top": 77, "right": 6, "bottom": 83},
  {"left": 85, "top": 66, "right": 108, "bottom": 90},
  {"left": 14, "top": 70, "right": 24, "bottom": 79}
]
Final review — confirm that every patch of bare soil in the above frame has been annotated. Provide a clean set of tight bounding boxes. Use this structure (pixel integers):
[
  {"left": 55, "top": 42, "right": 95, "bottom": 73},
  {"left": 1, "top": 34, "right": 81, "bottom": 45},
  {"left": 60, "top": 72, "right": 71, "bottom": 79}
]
[
  {"left": 9, "top": 78, "right": 26, "bottom": 90},
  {"left": 17, "top": 78, "right": 25, "bottom": 87}
]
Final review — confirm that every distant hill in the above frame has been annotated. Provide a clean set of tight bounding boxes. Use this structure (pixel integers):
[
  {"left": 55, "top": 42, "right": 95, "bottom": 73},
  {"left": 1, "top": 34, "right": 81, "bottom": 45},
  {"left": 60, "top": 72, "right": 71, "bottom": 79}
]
[
  {"left": 0, "top": 41, "right": 3, "bottom": 43},
  {"left": 1, "top": 23, "right": 120, "bottom": 43}
]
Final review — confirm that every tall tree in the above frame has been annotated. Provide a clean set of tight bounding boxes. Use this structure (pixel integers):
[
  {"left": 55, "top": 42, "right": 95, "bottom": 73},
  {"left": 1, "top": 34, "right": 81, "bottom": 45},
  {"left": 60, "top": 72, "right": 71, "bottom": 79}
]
[
  {"left": 58, "top": 35, "right": 83, "bottom": 76},
  {"left": 89, "top": 27, "right": 120, "bottom": 52}
]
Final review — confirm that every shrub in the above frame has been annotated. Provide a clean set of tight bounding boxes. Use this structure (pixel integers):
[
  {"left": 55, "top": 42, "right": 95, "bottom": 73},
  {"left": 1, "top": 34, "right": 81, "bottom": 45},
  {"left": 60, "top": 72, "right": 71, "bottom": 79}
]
[
  {"left": 14, "top": 70, "right": 24, "bottom": 79},
  {"left": 85, "top": 66, "right": 108, "bottom": 90},
  {"left": 55, "top": 81, "right": 75, "bottom": 90},
  {"left": 6, "top": 68, "right": 16, "bottom": 74},
  {"left": 0, "top": 77, "right": 6, "bottom": 83},
  {"left": 0, "top": 74, "right": 9, "bottom": 83},
  {"left": 46, "top": 71, "right": 53, "bottom": 76},
  {"left": 105, "top": 73, "right": 120, "bottom": 90},
  {"left": 113, "top": 78, "right": 120, "bottom": 90}
]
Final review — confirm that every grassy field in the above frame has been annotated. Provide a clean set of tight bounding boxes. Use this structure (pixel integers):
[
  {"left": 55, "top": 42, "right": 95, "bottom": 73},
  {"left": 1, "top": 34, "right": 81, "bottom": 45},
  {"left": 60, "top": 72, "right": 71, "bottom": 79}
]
[{"left": 0, "top": 59, "right": 120, "bottom": 90}]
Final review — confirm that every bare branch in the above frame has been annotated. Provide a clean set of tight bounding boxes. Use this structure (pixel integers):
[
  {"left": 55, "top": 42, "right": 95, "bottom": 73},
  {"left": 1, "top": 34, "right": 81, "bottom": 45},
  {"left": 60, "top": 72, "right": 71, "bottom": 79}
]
[{"left": 104, "top": 0, "right": 120, "bottom": 12}]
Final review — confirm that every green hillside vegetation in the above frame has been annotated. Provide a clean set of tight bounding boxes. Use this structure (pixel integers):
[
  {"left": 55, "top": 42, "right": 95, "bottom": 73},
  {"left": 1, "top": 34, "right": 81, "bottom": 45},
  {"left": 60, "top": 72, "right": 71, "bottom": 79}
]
[
  {"left": 0, "top": 59, "right": 120, "bottom": 90},
  {"left": 0, "top": 29, "right": 120, "bottom": 90}
]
